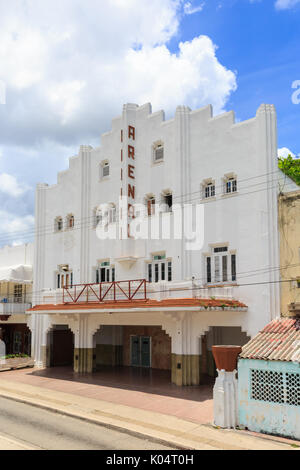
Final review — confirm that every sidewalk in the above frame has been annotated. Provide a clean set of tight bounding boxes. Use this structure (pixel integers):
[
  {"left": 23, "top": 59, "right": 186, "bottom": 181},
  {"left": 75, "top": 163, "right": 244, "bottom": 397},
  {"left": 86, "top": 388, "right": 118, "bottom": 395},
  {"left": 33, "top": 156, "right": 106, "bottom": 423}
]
[{"left": 0, "top": 375, "right": 298, "bottom": 450}]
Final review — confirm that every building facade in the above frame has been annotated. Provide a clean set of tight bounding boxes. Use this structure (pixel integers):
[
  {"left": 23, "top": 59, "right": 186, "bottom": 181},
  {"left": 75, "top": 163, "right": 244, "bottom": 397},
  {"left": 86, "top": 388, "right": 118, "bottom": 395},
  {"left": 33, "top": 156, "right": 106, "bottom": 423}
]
[
  {"left": 0, "top": 243, "right": 33, "bottom": 356},
  {"left": 238, "top": 317, "right": 300, "bottom": 440},
  {"left": 278, "top": 189, "right": 300, "bottom": 317},
  {"left": 28, "top": 102, "right": 281, "bottom": 385}
]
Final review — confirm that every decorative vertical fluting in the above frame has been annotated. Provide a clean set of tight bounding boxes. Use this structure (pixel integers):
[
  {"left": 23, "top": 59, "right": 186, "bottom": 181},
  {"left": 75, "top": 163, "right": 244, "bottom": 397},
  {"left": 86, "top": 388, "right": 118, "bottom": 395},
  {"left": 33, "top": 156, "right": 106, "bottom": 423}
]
[
  {"left": 79, "top": 145, "right": 93, "bottom": 284},
  {"left": 175, "top": 106, "right": 191, "bottom": 281},
  {"left": 256, "top": 105, "right": 281, "bottom": 320},
  {"left": 73, "top": 145, "right": 93, "bottom": 373},
  {"left": 31, "top": 183, "right": 48, "bottom": 367}
]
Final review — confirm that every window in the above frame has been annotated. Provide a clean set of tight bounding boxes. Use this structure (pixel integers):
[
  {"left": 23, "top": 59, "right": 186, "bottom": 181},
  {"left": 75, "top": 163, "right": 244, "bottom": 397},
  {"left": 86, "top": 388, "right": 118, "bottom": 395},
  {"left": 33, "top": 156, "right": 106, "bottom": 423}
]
[
  {"left": 56, "top": 265, "right": 73, "bottom": 288},
  {"left": 145, "top": 195, "right": 155, "bottom": 216},
  {"left": 66, "top": 214, "right": 74, "bottom": 229},
  {"left": 101, "top": 161, "right": 110, "bottom": 178},
  {"left": 55, "top": 217, "right": 63, "bottom": 232},
  {"left": 224, "top": 176, "right": 237, "bottom": 194},
  {"left": 161, "top": 192, "right": 172, "bottom": 212},
  {"left": 147, "top": 254, "right": 172, "bottom": 283},
  {"left": 96, "top": 261, "right": 115, "bottom": 283},
  {"left": 93, "top": 207, "right": 102, "bottom": 228},
  {"left": 14, "top": 285, "right": 23, "bottom": 303},
  {"left": 202, "top": 180, "right": 215, "bottom": 199},
  {"left": 108, "top": 204, "right": 116, "bottom": 224},
  {"left": 153, "top": 142, "right": 164, "bottom": 163},
  {"left": 206, "top": 246, "right": 236, "bottom": 284}
]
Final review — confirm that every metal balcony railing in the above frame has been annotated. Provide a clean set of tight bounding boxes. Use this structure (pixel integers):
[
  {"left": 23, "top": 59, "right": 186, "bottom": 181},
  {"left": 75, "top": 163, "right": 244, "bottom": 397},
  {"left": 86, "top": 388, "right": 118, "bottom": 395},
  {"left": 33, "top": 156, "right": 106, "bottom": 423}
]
[{"left": 62, "top": 279, "right": 148, "bottom": 304}]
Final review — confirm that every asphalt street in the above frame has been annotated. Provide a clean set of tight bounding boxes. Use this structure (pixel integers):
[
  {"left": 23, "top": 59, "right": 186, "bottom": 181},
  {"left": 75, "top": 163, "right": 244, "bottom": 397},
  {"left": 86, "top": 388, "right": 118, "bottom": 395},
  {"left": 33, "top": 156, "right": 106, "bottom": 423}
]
[{"left": 0, "top": 396, "right": 172, "bottom": 450}]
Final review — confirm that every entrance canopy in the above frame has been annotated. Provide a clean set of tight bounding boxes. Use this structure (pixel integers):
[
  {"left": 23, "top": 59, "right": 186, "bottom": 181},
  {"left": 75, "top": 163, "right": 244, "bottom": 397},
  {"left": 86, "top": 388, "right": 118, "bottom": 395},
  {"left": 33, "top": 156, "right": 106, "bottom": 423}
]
[
  {"left": 28, "top": 297, "right": 248, "bottom": 314},
  {"left": 0, "top": 265, "right": 33, "bottom": 284}
]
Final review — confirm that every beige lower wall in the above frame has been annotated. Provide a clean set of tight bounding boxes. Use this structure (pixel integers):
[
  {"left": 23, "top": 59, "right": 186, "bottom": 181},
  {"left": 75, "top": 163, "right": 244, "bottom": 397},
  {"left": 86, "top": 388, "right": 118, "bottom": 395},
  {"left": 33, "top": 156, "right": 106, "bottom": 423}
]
[
  {"left": 96, "top": 344, "right": 123, "bottom": 368},
  {"left": 74, "top": 348, "right": 94, "bottom": 373},
  {"left": 171, "top": 354, "right": 200, "bottom": 386}
]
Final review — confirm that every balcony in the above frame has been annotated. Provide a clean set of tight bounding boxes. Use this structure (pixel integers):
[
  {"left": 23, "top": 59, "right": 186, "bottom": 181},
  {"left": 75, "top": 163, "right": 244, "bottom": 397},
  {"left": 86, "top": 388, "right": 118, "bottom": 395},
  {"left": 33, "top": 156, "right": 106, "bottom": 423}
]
[
  {"left": 35, "top": 279, "right": 241, "bottom": 306},
  {"left": 0, "top": 301, "right": 32, "bottom": 316}
]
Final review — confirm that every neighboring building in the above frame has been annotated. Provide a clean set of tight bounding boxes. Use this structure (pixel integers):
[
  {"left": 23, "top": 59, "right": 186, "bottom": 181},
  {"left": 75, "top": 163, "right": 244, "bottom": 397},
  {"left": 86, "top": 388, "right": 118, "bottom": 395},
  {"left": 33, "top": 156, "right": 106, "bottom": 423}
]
[
  {"left": 278, "top": 189, "right": 300, "bottom": 317},
  {"left": 28, "top": 102, "right": 281, "bottom": 385},
  {"left": 0, "top": 243, "right": 33, "bottom": 356},
  {"left": 238, "top": 317, "right": 300, "bottom": 440}
]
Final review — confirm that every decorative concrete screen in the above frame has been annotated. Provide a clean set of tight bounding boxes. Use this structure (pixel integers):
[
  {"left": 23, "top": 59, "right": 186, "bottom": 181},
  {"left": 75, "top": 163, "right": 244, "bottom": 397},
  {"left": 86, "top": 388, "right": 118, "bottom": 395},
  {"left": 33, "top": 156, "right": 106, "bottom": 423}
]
[{"left": 238, "top": 359, "right": 300, "bottom": 440}]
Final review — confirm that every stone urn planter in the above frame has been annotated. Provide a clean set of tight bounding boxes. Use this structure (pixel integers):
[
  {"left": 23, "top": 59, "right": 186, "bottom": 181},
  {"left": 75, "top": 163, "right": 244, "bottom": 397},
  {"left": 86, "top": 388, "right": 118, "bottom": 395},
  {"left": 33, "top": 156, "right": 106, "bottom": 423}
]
[
  {"left": 212, "top": 345, "right": 242, "bottom": 429},
  {"left": 212, "top": 345, "right": 242, "bottom": 372},
  {"left": 0, "top": 356, "right": 34, "bottom": 371}
]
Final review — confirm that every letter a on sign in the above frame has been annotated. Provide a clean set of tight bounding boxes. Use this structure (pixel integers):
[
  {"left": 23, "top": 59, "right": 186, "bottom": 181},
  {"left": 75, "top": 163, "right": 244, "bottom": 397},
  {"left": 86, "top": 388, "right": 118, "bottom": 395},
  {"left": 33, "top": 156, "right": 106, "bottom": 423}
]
[{"left": 128, "top": 126, "right": 135, "bottom": 140}]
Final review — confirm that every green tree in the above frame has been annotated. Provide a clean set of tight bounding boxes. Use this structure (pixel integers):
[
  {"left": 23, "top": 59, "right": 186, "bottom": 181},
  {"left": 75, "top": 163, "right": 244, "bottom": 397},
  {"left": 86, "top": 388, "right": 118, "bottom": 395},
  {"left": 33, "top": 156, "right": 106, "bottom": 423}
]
[{"left": 278, "top": 155, "right": 300, "bottom": 186}]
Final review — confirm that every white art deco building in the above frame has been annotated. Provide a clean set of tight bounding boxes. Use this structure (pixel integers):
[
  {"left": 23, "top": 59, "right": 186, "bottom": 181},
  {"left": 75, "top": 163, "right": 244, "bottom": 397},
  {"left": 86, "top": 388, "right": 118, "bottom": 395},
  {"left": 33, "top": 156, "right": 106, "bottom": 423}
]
[{"left": 28, "top": 102, "right": 280, "bottom": 385}]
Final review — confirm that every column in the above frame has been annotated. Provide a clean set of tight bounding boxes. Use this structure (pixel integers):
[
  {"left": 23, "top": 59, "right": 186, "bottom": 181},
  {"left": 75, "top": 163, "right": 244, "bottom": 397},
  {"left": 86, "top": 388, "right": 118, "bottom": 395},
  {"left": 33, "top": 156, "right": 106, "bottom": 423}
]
[
  {"left": 171, "top": 314, "right": 200, "bottom": 386},
  {"left": 73, "top": 315, "right": 94, "bottom": 373}
]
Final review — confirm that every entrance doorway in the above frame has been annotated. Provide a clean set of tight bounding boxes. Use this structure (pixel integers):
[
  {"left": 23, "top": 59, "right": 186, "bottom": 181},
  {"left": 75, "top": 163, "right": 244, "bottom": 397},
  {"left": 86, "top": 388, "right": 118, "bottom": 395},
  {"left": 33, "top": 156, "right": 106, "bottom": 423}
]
[
  {"left": 130, "top": 335, "right": 151, "bottom": 367},
  {"left": 0, "top": 324, "right": 31, "bottom": 356},
  {"left": 50, "top": 326, "right": 74, "bottom": 367}
]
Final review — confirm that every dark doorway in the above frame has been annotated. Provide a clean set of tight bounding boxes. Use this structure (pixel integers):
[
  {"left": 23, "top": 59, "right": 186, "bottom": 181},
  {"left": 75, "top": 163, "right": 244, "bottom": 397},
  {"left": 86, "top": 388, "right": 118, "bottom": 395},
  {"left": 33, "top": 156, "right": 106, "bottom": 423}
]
[
  {"left": 0, "top": 324, "right": 31, "bottom": 356},
  {"left": 51, "top": 327, "right": 74, "bottom": 367}
]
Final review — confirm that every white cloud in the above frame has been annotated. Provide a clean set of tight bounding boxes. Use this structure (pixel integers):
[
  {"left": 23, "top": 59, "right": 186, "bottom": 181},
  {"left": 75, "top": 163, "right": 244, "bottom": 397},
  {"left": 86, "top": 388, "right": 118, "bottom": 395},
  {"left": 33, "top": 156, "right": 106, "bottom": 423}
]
[
  {"left": 0, "top": 173, "right": 30, "bottom": 197},
  {"left": 275, "top": 0, "right": 300, "bottom": 9},
  {"left": 278, "top": 147, "right": 299, "bottom": 159},
  {"left": 184, "top": 1, "right": 205, "bottom": 15},
  {"left": 0, "top": 0, "right": 238, "bottom": 246},
  {"left": 0, "top": 210, "right": 34, "bottom": 246}
]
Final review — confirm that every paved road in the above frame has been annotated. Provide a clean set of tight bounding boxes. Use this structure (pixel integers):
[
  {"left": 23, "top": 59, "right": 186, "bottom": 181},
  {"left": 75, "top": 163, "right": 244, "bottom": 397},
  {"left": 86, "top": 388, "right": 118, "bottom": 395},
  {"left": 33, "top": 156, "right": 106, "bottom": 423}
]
[{"left": 0, "top": 397, "right": 172, "bottom": 450}]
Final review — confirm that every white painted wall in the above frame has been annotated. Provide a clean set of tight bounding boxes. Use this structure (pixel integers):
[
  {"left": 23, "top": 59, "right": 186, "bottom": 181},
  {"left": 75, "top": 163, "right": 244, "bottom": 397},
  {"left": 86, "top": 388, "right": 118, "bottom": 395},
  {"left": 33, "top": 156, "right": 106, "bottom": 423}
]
[
  {"left": 30, "top": 102, "right": 281, "bottom": 359},
  {"left": 0, "top": 243, "right": 33, "bottom": 268}
]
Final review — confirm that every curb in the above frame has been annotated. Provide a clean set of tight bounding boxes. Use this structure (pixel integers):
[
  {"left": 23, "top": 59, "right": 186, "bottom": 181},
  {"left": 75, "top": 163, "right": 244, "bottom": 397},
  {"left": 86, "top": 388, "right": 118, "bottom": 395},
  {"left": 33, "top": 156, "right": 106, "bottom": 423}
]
[{"left": 0, "top": 391, "right": 191, "bottom": 450}]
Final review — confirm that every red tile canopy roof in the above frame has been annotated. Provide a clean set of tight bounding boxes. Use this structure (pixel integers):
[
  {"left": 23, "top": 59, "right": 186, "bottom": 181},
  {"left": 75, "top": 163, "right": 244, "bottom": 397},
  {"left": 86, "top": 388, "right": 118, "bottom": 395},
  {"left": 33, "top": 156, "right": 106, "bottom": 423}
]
[
  {"left": 240, "top": 317, "right": 300, "bottom": 362},
  {"left": 28, "top": 297, "right": 247, "bottom": 312}
]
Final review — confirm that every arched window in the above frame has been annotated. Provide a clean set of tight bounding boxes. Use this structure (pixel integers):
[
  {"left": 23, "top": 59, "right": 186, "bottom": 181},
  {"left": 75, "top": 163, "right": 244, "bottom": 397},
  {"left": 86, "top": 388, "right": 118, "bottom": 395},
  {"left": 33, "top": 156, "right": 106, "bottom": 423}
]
[
  {"left": 153, "top": 142, "right": 164, "bottom": 163},
  {"left": 145, "top": 194, "right": 155, "bottom": 216},
  {"left": 161, "top": 190, "right": 172, "bottom": 213},
  {"left": 224, "top": 173, "right": 237, "bottom": 194},
  {"left": 56, "top": 265, "right": 73, "bottom": 288},
  {"left": 108, "top": 203, "right": 116, "bottom": 223},
  {"left": 100, "top": 160, "right": 110, "bottom": 179},
  {"left": 93, "top": 206, "right": 102, "bottom": 228},
  {"left": 202, "top": 178, "right": 215, "bottom": 199},
  {"left": 55, "top": 216, "right": 63, "bottom": 232},
  {"left": 66, "top": 214, "right": 75, "bottom": 229}
]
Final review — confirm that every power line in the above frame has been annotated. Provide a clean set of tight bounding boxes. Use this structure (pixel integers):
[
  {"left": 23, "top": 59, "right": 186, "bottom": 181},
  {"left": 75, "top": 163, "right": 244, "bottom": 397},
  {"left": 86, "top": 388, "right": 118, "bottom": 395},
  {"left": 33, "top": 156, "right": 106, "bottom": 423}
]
[{"left": 0, "top": 174, "right": 294, "bottom": 245}]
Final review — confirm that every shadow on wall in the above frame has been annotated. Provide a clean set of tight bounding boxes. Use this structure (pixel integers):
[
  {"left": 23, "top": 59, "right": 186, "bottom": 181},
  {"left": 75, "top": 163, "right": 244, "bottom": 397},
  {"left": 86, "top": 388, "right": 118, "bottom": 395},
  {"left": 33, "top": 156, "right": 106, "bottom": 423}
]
[{"left": 200, "top": 327, "right": 250, "bottom": 379}]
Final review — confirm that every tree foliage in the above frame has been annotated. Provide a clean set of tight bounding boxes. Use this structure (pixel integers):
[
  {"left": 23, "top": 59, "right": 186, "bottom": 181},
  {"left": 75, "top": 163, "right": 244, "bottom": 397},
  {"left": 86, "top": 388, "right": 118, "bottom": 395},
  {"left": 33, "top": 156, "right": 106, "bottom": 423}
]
[{"left": 278, "top": 155, "right": 300, "bottom": 186}]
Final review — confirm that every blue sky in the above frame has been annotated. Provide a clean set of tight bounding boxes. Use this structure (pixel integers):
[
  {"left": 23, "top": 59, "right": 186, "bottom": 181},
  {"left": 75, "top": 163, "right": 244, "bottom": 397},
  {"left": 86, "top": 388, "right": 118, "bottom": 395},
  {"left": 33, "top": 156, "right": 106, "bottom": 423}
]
[
  {"left": 175, "top": 0, "right": 300, "bottom": 152},
  {"left": 0, "top": 0, "right": 299, "bottom": 246}
]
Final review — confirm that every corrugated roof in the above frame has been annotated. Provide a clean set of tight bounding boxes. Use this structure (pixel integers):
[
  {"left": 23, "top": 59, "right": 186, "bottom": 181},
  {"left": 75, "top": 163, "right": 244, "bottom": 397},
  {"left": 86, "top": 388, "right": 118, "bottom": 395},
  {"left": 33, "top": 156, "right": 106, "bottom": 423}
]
[{"left": 240, "top": 318, "right": 300, "bottom": 362}]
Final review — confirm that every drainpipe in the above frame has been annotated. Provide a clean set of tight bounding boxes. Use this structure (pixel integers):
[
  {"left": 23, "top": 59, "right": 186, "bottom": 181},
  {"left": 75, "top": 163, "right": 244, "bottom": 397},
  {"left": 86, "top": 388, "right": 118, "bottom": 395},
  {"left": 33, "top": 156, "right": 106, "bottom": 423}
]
[{"left": 212, "top": 345, "right": 242, "bottom": 429}]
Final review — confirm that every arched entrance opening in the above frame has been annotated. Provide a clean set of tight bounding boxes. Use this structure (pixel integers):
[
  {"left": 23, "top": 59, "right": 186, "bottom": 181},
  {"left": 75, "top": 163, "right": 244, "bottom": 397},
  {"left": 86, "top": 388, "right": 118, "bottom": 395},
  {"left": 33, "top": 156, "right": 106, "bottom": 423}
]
[
  {"left": 93, "top": 325, "right": 172, "bottom": 381},
  {"left": 200, "top": 326, "right": 250, "bottom": 381},
  {"left": 49, "top": 325, "right": 74, "bottom": 367}
]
